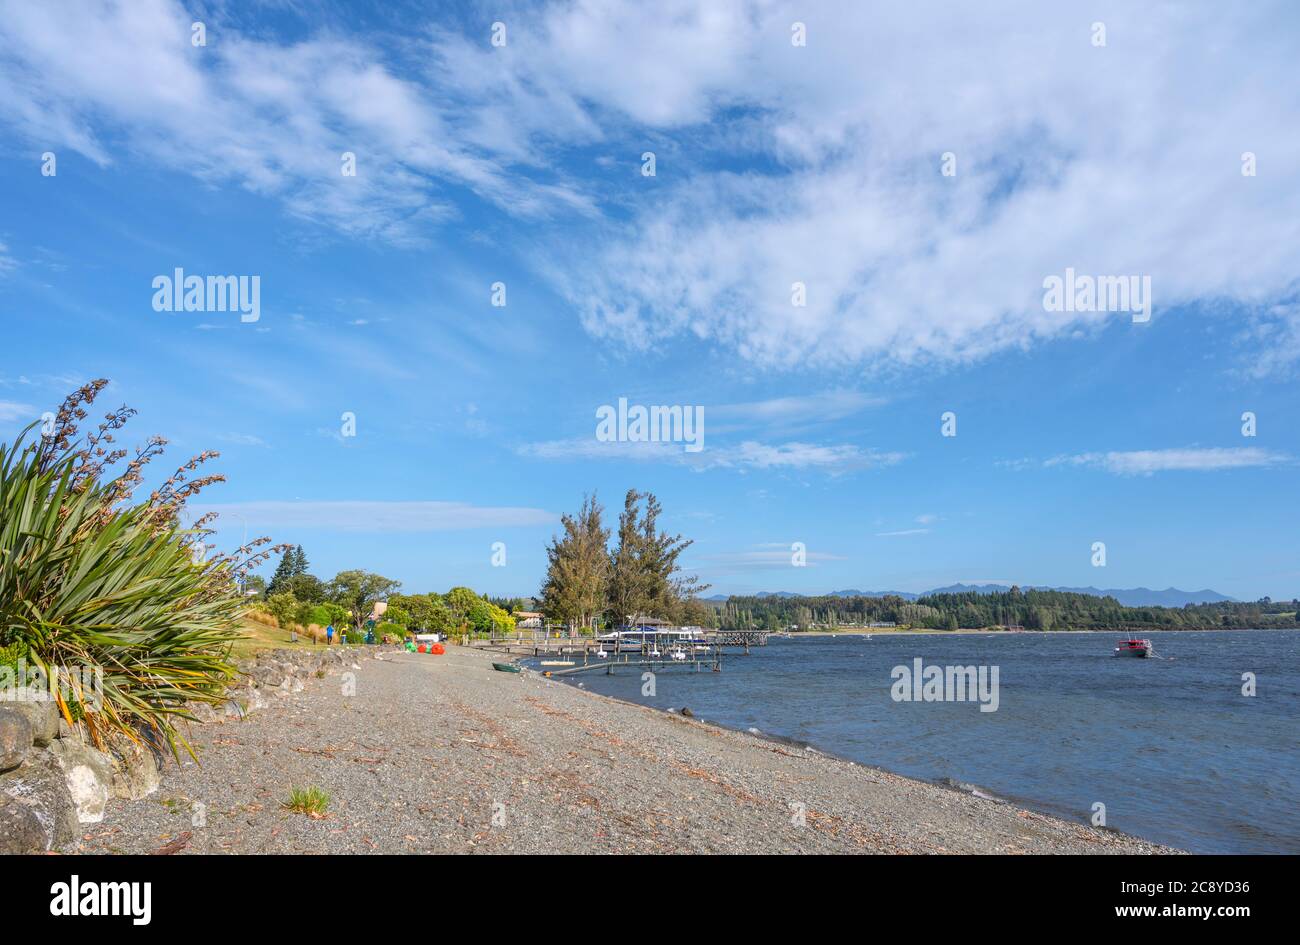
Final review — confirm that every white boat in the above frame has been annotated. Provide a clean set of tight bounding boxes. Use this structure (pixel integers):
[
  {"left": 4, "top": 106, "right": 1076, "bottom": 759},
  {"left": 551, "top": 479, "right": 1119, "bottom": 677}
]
[{"left": 596, "top": 627, "right": 711, "bottom": 654}]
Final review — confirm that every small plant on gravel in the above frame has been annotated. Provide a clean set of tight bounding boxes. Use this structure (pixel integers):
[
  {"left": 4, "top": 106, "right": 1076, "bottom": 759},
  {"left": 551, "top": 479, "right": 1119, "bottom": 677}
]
[
  {"left": 314, "top": 669, "right": 326, "bottom": 679},
  {"left": 284, "top": 786, "right": 330, "bottom": 816}
]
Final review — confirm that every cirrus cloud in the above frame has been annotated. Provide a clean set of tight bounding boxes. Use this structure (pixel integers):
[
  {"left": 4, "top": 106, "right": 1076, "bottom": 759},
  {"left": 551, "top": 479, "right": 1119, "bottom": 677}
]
[
  {"left": 1046, "top": 447, "right": 1289, "bottom": 476},
  {"left": 191, "top": 500, "right": 557, "bottom": 532},
  {"left": 516, "top": 436, "right": 904, "bottom": 473}
]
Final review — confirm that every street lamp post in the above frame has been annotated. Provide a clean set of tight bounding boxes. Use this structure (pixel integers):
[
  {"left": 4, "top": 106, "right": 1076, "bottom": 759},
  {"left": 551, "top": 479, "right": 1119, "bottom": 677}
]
[{"left": 227, "top": 511, "right": 249, "bottom": 594}]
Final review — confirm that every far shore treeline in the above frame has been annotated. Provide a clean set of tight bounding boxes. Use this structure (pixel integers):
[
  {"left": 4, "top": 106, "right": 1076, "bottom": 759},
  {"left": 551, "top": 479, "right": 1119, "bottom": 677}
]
[{"left": 717, "top": 588, "right": 1300, "bottom": 632}]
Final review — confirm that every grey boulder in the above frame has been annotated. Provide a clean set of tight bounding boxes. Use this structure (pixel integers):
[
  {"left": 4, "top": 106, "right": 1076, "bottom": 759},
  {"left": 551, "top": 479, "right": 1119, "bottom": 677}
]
[
  {"left": 47, "top": 738, "right": 115, "bottom": 823},
  {"left": 9, "top": 700, "right": 60, "bottom": 747},
  {"left": 0, "top": 706, "right": 33, "bottom": 773},
  {"left": 0, "top": 750, "right": 78, "bottom": 852}
]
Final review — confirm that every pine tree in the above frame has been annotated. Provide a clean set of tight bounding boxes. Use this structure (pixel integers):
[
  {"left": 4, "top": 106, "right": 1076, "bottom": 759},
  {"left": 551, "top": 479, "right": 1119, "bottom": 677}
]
[
  {"left": 540, "top": 494, "right": 609, "bottom": 631},
  {"left": 266, "top": 548, "right": 296, "bottom": 598},
  {"left": 606, "top": 489, "right": 709, "bottom": 624},
  {"left": 637, "top": 491, "right": 709, "bottom": 620},
  {"left": 607, "top": 489, "right": 648, "bottom": 623}
]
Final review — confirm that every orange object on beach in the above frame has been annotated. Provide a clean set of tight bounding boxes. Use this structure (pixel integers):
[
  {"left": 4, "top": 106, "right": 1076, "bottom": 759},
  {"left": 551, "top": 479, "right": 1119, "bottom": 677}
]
[
  {"left": 430, "top": 643, "right": 445, "bottom": 655},
  {"left": 417, "top": 643, "right": 427, "bottom": 653}
]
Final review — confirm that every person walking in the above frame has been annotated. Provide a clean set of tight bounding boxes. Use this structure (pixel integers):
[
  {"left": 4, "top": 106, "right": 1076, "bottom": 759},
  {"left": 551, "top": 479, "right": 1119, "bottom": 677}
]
[{"left": 325, "top": 623, "right": 335, "bottom": 646}]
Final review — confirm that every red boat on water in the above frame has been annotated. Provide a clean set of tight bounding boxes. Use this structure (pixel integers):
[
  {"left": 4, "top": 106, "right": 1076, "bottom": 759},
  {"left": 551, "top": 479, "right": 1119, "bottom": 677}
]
[{"left": 1114, "top": 638, "right": 1152, "bottom": 658}]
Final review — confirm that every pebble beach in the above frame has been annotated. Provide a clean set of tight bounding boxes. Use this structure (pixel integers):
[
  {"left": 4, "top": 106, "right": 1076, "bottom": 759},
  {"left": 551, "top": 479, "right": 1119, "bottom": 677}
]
[{"left": 64, "top": 646, "right": 1178, "bottom": 855}]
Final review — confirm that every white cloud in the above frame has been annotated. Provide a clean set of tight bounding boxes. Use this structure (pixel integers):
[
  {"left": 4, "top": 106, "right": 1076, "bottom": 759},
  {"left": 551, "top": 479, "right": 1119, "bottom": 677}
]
[
  {"left": 518, "top": 438, "right": 691, "bottom": 463},
  {"left": 6, "top": 1, "right": 1297, "bottom": 372},
  {"left": 710, "top": 390, "right": 886, "bottom": 432},
  {"left": 0, "top": 399, "right": 36, "bottom": 422},
  {"left": 191, "top": 500, "right": 557, "bottom": 532},
  {"left": 483, "top": 1, "right": 1300, "bottom": 371},
  {"left": 517, "top": 436, "right": 904, "bottom": 473},
  {"left": 216, "top": 433, "right": 268, "bottom": 448},
  {"left": 1239, "top": 302, "right": 1300, "bottom": 378},
  {"left": 697, "top": 548, "right": 846, "bottom": 571},
  {"left": 0, "top": 0, "right": 593, "bottom": 246},
  {"left": 729, "top": 441, "right": 902, "bottom": 471},
  {"left": 1047, "top": 448, "right": 1288, "bottom": 476},
  {"left": 876, "top": 528, "right": 930, "bottom": 538}
]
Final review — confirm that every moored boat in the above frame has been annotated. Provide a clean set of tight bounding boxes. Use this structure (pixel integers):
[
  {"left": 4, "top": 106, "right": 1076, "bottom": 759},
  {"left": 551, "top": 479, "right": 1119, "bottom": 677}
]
[
  {"left": 595, "top": 627, "right": 712, "bottom": 654},
  {"left": 1113, "top": 638, "right": 1152, "bottom": 658},
  {"left": 492, "top": 662, "right": 523, "bottom": 673}
]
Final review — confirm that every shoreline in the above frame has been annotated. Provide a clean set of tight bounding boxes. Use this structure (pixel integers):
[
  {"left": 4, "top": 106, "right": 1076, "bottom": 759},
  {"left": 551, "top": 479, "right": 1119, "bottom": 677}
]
[
  {"left": 65, "top": 644, "right": 1180, "bottom": 854},
  {"left": 777, "top": 626, "right": 1291, "bottom": 636},
  {"left": 474, "top": 649, "right": 1183, "bottom": 853},
  {"left": 522, "top": 654, "right": 1172, "bottom": 850}
]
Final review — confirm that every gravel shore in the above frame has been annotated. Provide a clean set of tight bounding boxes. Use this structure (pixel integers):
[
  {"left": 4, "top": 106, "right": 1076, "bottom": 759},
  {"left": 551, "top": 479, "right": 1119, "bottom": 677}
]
[{"left": 65, "top": 646, "right": 1178, "bottom": 854}]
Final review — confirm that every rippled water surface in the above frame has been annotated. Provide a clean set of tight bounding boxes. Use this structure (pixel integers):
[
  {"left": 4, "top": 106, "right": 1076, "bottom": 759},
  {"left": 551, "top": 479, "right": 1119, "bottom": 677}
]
[{"left": 538, "top": 630, "right": 1300, "bottom": 853}]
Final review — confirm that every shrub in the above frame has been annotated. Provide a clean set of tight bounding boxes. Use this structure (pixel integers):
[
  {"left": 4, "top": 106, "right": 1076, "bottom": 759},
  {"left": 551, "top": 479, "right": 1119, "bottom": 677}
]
[
  {"left": 244, "top": 607, "right": 279, "bottom": 628},
  {"left": 375, "top": 621, "right": 405, "bottom": 640},
  {"left": 0, "top": 640, "right": 25, "bottom": 674},
  {"left": 309, "top": 603, "right": 347, "bottom": 629},
  {"left": 265, "top": 592, "right": 298, "bottom": 629},
  {"left": 0, "top": 381, "right": 279, "bottom": 758}
]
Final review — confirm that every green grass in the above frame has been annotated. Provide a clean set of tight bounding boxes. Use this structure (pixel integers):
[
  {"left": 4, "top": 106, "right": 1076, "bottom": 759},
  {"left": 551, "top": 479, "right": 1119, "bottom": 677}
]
[
  {"left": 283, "top": 786, "right": 330, "bottom": 816},
  {"left": 230, "top": 617, "right": 323, "bottom": 657}
]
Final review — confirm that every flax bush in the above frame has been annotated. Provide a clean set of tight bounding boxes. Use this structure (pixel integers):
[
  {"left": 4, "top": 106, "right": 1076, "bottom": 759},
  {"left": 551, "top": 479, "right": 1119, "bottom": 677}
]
[{"left": 0, "top": 380, "right": 280, "bottom": 757}]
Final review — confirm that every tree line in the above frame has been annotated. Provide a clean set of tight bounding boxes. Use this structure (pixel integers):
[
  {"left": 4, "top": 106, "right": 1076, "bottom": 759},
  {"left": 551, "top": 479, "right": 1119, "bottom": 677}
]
[
  {"left": 718, "top": 587, "right": 1300, "bottom": 631},
  {"left": 255, "top": 545, "right": 515, "bottom": 639}
]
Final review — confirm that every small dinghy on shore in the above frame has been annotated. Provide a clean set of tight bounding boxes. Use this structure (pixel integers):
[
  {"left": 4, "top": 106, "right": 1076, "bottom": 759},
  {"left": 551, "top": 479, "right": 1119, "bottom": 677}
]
[
  {"left": 1113, "top": 638, "right": 1152, "bottom": 658},
  {"left": 492, "top": 662, "right": 522, "bottom": 673}
]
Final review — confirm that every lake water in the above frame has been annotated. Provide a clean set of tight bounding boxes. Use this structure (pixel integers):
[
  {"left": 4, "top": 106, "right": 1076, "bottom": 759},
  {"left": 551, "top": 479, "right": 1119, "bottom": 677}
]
[{"left": 535, "top": 630, "right": 1300, "bottom": 853}]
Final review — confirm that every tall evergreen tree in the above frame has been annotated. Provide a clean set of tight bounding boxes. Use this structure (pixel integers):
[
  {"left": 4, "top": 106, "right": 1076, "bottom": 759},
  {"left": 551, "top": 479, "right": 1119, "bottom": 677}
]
[
  {"left": 637, "top": 491, "right": 709, "bottom": 619},
  {"left": 265, "top": 547, "right": 296, "bottom": 598},
  {"left": 606, "top": 489, "right": 709, "bottom": 623},
  {"left": 540, "top": 494, "right": 610, "bottom": 630},
  {"left": 607, "top": 489, "right": 648, "bottom": 623}
]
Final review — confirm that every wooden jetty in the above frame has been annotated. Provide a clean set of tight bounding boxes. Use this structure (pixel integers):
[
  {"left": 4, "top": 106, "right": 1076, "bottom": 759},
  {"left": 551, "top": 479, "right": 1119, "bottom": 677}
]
[
  {"left": 543, "top": 646, "right": 723, "bottom": 676},
  {"left": 474, "top": 627, "right": 768, "bottom": 657},
  {"left": 707, "top": 629, "right": 768, "bottom": 650},
  {"left": 472, "top": 635, "right": 607, "bottom": 658}
]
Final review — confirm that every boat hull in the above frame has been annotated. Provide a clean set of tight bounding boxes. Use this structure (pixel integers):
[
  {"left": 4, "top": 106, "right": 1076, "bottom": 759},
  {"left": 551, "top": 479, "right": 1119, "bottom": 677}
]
[{"left": 1113, "top": 647, "right": 1149, "bottom": 658}]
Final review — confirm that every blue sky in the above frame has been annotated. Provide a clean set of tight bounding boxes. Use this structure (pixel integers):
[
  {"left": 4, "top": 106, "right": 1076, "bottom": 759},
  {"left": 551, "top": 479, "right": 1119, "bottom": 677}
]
[{"left": 1, "top": 1, "right": 1298, "bottom": 601}]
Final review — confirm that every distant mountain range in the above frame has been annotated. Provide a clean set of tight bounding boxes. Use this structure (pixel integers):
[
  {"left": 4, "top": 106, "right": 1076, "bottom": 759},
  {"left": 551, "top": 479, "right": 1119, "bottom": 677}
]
[{"left": 705, "top": 584, "right": 1237, "bottom": 607}]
